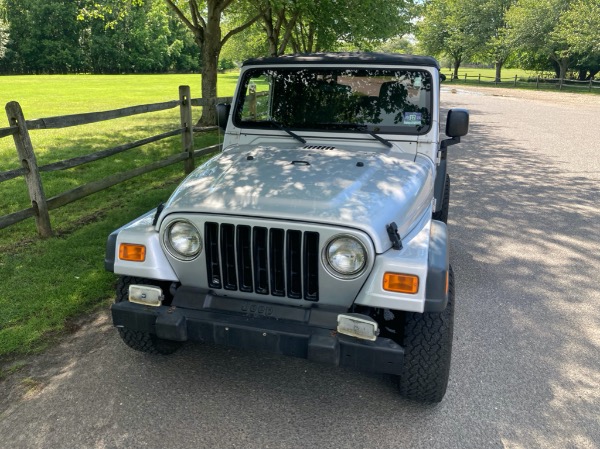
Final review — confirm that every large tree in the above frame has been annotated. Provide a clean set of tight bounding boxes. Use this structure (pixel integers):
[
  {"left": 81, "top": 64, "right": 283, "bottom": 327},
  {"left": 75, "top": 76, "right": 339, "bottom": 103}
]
[
  {"left": 477, "top": 0, "right": 516, "bottom": 82},
  {"left": 505, "top": 0, "right": 572, "bottom": 80},
  {"left": 164, "top": 0, "right": 261, "bottom": 125},
  {"left": 554, "top": 0, "right": 600, "bottom": 79},
  {"left": 418, "top": 0, "right": 482, "bottom": 79},
  {"left": 289, "top": 0, "right": 415, "bottom": 53}
]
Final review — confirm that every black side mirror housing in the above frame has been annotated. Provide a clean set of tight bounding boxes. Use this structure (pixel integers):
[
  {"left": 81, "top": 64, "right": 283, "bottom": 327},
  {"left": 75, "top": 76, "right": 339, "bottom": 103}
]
[
  {"left": 446, "top": 108, "right": 469, "bottom": 137},
  {"left": 216, "top": 103, "right": 231, "bottom": 130}
]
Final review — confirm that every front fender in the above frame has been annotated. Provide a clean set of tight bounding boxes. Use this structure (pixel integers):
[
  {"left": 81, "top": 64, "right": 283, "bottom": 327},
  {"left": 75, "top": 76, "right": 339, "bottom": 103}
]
[
  {"left": 105, "top": 209, "right": 178, "bottom": 282},
  {"left": 353, "top": 216, "right": 449, "bottom": 313}
]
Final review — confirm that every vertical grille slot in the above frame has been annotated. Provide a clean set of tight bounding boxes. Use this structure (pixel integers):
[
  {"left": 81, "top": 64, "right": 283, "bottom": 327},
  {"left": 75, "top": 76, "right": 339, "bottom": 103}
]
[
  {"left": 270, "top": 229, "right": 286, "bottom": 296},
  {"left": 236, "top": 225, "right": 253, "bottom": 292},
  {"left": 287, "top": 230, "right": 303, "bottom": 299},
  {"left": 220, "top": 224, "right": 237, "bottom": 290},
  {"left": 253, "top": 227, "right": 269, "bottom": 294},
  {"left": 205, "top": 222, "right": 221, "bottom": 289},
  {"left": 303, "top": 232, "right": 319, "bottom": 301}
]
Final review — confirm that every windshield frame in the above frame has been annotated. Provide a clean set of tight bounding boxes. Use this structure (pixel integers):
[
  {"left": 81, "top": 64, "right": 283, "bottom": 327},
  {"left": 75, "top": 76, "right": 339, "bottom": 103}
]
[{"left": 232, "top": 65, "right": 435, "bottom": 136}]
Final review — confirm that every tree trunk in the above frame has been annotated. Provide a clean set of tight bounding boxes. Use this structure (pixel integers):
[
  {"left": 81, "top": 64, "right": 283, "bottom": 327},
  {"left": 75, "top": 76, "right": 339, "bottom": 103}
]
[
  {"left": 198, "top": 5, "right": 222, "bottom": 126},
  {"left": 494, "top": 60, "right": 503, "bottom": 83},
  {"left": 199, "top": 41, "right": 219, "bottom": 126},
  {"left": 452, "top": 58, "right": 461, "bottom": 80},
  {"left": 558, "top": 57, "right": 568, "bottom": 81}
]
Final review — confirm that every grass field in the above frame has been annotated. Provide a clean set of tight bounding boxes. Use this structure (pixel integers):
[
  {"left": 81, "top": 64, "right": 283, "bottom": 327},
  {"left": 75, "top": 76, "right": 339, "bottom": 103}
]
[
  {"left": 439, "top": 66, "right": 537, "bottom": 80},
  {"left": 0, "top": 73, "right": 240, "bottom": 358}
]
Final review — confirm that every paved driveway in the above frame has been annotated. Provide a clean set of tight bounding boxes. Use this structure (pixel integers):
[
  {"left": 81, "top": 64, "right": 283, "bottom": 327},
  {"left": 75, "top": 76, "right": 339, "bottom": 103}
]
[{"left": 1, "top": 86, "right": 599, "bottom": 449}]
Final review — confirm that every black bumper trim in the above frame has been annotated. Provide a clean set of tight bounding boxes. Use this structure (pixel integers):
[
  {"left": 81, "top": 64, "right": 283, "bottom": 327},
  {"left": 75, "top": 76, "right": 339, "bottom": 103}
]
[{"left": 111, "top": 301, "right": 404, "bottom": 375}]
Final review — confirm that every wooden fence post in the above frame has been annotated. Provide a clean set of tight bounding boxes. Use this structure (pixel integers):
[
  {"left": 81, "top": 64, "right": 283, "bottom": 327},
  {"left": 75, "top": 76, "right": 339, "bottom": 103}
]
[
  {"left": 478, "top": 74, "right": 481, "bottom": 84},
  {"left": 536, "top": 76, "right": 539, "bottom": 89},
  {"left": 590, "top": 79, "right": 593, "bottom": 92},
  {"left": 514, "top": 75, "right": 517, "bottom": 87},
  {"left": 179, "top": 86, "right": 194, "bottom": 175},
  {"left": 5, "top": 101, "right": 53, "bottom": 237}
]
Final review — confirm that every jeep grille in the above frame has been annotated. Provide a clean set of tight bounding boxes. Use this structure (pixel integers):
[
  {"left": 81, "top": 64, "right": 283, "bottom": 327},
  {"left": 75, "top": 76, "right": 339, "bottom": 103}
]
[{"left": 204, "top": 223, "right": 320, "bottom": 301}]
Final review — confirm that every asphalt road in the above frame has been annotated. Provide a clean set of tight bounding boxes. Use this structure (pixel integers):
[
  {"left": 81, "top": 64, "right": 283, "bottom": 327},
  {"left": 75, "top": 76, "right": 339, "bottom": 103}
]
[{"left": 1, "top": 86, "right": 599, "bottom": 449}]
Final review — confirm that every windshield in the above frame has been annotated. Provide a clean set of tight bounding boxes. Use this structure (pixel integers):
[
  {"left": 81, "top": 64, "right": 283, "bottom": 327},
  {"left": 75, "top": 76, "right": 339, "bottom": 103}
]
[{"left": 234, "top": 67, "right": 433, "bottom": 135}]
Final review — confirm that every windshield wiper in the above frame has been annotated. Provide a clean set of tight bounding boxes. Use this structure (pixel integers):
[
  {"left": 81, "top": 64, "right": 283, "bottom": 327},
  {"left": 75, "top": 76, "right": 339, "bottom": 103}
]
[
  {"left": 267, "top": 120, "right": 306, "bottom": 144},
  {"left": 320, "top": 123, "right": 393, "bottom": 148}
]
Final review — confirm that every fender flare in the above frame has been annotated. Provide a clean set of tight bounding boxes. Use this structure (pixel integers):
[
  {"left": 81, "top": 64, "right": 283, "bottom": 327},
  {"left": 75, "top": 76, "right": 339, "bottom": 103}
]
[{"left": 424, "top": 220, "right": 449, "bottom": 312}]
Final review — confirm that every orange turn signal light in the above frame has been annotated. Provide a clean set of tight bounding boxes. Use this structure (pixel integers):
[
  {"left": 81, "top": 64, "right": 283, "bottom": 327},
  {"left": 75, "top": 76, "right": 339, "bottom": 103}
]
[
  {"left": 119, "top": 243, "right": 146, "bottom": 262},
  {"left": 383, "top": 272, "right": 419, "bottom": 294}
]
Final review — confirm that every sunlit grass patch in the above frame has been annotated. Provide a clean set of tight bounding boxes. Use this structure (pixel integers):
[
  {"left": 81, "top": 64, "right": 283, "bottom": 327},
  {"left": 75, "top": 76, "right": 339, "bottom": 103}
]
[{"left": 0, "top": 73, "right": 239, "bottom": 358}]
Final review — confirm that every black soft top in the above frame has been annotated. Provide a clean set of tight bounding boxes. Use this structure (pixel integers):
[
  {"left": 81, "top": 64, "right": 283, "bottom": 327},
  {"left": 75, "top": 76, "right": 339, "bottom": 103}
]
[{"left": 242, "top": 52, "right": 440, "bottom": 70}]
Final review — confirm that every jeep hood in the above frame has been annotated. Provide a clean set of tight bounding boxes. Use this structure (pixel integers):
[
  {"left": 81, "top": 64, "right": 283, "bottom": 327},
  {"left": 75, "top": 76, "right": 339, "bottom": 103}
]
[{"left": 163, "top": 145, "right": 433, "bottom": 253}]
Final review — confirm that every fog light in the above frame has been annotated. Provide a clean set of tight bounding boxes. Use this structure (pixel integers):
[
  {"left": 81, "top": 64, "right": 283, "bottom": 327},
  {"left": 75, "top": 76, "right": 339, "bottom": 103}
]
[
  {"left": 129, "top": 285, "right": 163, "bottom": 307},
  {"left": 337, "top": 314, "right": 379, "bottom": 341}
]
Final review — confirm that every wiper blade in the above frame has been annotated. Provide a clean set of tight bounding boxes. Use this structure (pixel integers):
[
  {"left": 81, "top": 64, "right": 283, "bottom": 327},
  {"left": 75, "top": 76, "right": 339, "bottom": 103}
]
[
  {"left": 320, "top": 123, "right": 393, "bottom": 148},
  {"left": 267, "top": 120, "right": 306, "bottom": 144}
]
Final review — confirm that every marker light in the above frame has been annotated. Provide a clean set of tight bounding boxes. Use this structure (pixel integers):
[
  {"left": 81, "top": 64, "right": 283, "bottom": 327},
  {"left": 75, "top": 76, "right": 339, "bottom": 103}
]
[
  {"left": 383, "top": 272, "right": 419, "bottom": 294},
  {"left": 119, "top": 243, "right": 146, "bottom": 262}
]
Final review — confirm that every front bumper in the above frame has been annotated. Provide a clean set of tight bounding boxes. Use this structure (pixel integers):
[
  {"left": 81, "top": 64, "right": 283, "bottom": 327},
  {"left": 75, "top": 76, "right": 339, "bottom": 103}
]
[{"left": 111, "top": 291, "right": 404, "bottom": 375}]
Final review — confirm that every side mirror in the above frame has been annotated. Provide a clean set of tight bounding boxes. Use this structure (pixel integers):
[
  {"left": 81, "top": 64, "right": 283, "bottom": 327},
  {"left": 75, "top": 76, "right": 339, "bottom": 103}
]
[
  {"left": 216, "top": 103, "right": 231, "bottom": 130},
  {"left": 446, "top": 108, "right": 469, "bottom": 137},
  {"left": 440, "top": 73, "right": 447, "bottom": 82}
]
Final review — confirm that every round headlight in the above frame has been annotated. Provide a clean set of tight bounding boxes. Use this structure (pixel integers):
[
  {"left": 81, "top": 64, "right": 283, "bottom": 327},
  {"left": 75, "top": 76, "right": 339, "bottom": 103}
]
[
  {"left": 165, "top": 220, "right": 202, "bottom": 260},
  {"left": 325, "top": 235, "right": 367, "bottom": 277}
]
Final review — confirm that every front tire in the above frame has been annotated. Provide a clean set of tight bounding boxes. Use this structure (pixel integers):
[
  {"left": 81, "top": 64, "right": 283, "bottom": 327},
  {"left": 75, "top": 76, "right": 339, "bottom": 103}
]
[
  {"left": 397, "top": 266, "right": 455, "bottom": 403},
  {"left": 115, "top": 276, "right": 181, "bottom": 355}
]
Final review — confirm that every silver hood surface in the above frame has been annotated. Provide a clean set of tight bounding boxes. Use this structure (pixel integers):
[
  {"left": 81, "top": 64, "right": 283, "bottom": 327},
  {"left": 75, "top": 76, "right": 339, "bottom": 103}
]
[{"left": 162, "top": 145, "right": 434, "bottom": 253}]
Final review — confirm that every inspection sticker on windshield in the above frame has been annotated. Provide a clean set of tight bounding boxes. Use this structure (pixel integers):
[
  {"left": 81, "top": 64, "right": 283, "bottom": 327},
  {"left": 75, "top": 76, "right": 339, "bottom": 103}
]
[{"left": 403, "top": 112, "right": 422, "bottom": 125}]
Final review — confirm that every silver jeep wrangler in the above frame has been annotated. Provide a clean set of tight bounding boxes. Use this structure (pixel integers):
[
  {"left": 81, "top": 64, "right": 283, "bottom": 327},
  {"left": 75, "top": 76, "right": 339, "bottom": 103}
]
[{"left": 106, "top": 53, "right": 469, "bottom": 403}]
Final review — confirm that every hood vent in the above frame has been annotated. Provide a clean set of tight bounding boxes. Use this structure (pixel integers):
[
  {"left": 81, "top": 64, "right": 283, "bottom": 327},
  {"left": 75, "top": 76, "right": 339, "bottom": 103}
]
[{"left": 303, "top": 145, "right": 336, "bottom": 150}]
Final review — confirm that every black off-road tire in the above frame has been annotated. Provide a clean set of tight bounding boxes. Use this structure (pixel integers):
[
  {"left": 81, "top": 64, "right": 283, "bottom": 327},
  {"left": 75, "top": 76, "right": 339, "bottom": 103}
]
[
  {"left": 115, "top": 276, "right": 181, "bottom": 355},
  {"left": 432, "top": 174, "right": 450, "bottom": 224},
  {"left": 397, "top": 266, "right": 455, "bottom": 403}
]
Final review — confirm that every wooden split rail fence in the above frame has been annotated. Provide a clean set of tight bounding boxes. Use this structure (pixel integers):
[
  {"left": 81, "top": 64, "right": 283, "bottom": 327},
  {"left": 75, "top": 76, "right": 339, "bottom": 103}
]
[
  {"left": 0, "top": 86, "right": 232, "bottom": 237},
  {"left": 442, "top": 72, "right": 600, "bottom": 91}
]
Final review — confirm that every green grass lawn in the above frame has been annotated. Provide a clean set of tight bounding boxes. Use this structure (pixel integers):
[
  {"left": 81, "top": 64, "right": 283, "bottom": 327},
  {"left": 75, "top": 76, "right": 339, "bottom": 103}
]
[
  {"left": 439, "top": 67, "right": 537, "bottom": 80},
  {"left": 0, "top": 73, "right": 239, "bottom": 358}
]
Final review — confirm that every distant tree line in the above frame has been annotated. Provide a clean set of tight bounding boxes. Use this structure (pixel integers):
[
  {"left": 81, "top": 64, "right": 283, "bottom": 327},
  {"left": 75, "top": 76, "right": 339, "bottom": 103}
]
[
  {"left": 0, "top": 0, "right": 201, "bottom": 74},
  {"left": 1, "top": 0, "right": 597, "bottom": 124},
  {"left": 417, "top": 0, "right": 600, "bottom": 81}
]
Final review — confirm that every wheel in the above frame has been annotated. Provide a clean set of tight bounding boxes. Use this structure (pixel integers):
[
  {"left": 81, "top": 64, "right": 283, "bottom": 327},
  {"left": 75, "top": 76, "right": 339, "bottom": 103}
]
[
  {"left": 432, "top": 174, "right": 450, "bottom": 224},
  {"left": 397, "top": 265, "right": 455, "bottom": 403},
  {"left": 115, "top": 276, "right": 181, "bottom": 355}
]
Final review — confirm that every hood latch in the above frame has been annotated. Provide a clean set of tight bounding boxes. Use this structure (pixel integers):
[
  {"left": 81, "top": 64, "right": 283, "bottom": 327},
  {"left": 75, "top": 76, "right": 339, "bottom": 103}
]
[{"left": 386, "top": 222, "right": 403, "bottom": 250}]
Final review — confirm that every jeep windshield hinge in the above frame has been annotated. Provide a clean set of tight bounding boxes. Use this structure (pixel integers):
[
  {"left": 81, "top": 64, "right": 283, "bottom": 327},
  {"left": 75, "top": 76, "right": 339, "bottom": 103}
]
[{"left": 386, "top": 222, "right": 403, "bottom": 250}]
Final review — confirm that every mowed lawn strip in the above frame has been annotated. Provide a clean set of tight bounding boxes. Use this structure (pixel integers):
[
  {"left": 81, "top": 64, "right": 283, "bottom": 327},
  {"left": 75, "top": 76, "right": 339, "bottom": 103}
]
[{"left": 0, "top": 73, "right": 238, "bottom": 357}]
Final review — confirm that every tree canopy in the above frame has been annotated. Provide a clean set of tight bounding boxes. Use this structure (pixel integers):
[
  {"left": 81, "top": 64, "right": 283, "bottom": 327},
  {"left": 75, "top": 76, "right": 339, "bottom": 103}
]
[{"left": 416, "top": 0, "right": 599, "bottom": 81}]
